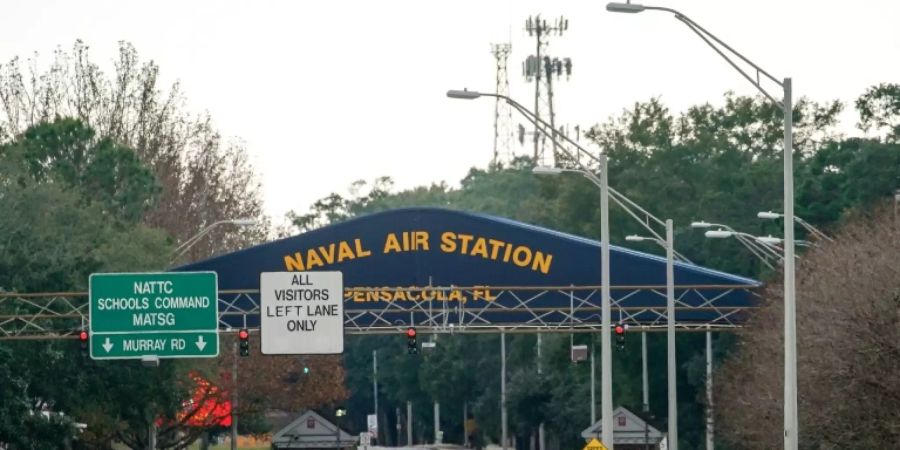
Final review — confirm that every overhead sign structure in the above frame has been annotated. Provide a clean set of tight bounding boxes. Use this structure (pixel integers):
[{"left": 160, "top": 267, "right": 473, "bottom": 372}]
[
  {"left": 89, "top": 272, "right": 219, "bottom": 360},
  {"left": 260, "top": 271, "right": 344, "bottom": 354},
  {"left": 582, "top": 438, "right": 609, "bottom": 450}
]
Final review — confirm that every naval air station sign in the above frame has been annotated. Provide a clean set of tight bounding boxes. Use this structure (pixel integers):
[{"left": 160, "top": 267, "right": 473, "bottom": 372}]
[
  {"left": 260, "top": 271, "right": 344, "bottom": 354},
  {"left": 89, "top": 272, "right": 219, "bottom": 360}
]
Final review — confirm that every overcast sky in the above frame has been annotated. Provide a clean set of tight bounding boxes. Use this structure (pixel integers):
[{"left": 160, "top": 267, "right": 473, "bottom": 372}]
[{"left": 2, "top": 1, "right": 898, "bottom": 222}]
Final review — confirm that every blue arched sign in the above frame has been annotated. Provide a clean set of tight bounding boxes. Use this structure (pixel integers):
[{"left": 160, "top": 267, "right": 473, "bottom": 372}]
[{"left": 178, "top": 208, "right": 759, "bottom": 332}]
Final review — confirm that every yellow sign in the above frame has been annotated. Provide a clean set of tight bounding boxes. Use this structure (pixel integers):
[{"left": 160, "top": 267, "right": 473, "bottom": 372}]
[{"left": 582, "top": 438, "right": 608, "bottom": 450}]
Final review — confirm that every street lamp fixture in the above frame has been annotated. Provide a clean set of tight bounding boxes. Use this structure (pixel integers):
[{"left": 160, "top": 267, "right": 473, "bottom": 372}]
[
  {"left": 704, "top": 229, "right": 733, "bottom": 239},
  {"left": 606, "top": 2, "right": 646, "bottom": 13},
  {"left": 446, "top": 89, "right": 482, "bottom": 100},
  {"left": 532, "top": 166, "right": 565, "bottom": 175},
  {"left": 758, "top": 211, "right": 782, "bottom": 220},
  {"left": 690, "top": 221, "right": 713, "bottom": 229},
  {"left": 757, "top": 235, "right": 783, "bottom": 245}
]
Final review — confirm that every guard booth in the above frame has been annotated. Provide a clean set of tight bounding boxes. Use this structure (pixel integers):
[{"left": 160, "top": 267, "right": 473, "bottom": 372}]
[
  {"left": 272, "top": 410, "right": 357, "bottom": 450},
  {"left": 581, "top": 407, "right": 664, "bottom": 449}
]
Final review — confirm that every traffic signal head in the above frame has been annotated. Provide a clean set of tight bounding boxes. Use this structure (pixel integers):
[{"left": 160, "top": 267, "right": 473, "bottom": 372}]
[
  {"left": 615, "top": 323, "right": 626, "bottom": 351},
  {"left": 406, "top": 327, "right": 417, "bottom": 355},
  {"left": 239, "top": 328, "right": 250, "bottom": 357},
  {"left": 79, "top": 330, "right": 89, "bottom": 353}
]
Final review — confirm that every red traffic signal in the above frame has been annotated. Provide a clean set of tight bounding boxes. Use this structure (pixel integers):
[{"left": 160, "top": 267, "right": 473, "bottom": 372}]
[
  {"left": 614, "top": 324, "right": 625, "bottom": 335},
  {"left": 406, "top": 327, "right": 417, "bottom": 338},
  {"left": 79, "top": 330, "right": 89, "bottom": 341},
  {"left": 238, "top": 328, "right": 250, "bottom": 357}
]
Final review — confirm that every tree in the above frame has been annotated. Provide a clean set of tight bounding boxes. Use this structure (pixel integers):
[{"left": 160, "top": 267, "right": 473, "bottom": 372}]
[
  {"left": 856, "top": 83, "right": 900, "bottom": 142},
  {"left": 715, "top": 203, "right": 900, "bottom": 448},
  {"left": 0, "top": 40, "right": 266, "bottom": 262}
]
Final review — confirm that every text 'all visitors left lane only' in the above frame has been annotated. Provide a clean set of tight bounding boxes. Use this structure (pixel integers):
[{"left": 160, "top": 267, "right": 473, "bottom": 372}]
[{"left": 260, "top": 271, "right": 344, "bottom": 355}]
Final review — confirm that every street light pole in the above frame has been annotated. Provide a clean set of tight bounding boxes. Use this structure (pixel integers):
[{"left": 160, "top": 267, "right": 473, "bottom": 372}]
[
  {"left": 599, "top": 154, "right": 614, "bottom": 450},
  {"left": 606, "top": 5, "right": 797, "bottom": 447},
  {"left": 625, "top": 221, "right": 677, "bottom": 450},
  {"left": 665, "top": 220, "right": 677, "bottom": 448},
  {"left": 782, "top": 78, "right": 798, "bottom": 450},
  {"left": 449, "top": 88, "right": 617, "bottom": 449}
]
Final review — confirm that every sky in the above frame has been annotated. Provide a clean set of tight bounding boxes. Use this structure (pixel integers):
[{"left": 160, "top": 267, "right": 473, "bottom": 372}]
[{"left": 1, "top": 0, "right": 898, "bottom": 223}]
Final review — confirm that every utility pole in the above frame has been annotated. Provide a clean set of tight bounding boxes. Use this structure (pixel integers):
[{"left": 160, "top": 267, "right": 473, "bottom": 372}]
[
  {"left": 407, "top": 401, "right": 413, "bottom": 446},
  {"left": 501, "top": 330, "right": 508, "bottom": 450},
  {"left": 373, "top": 350, "right": 379, "bottom": 444},
  {"left": 537, "top": 334, "right": 545, "bottom": 450},
  {"left": 231, "top": 339, "right": 238, "bottom": 450}
]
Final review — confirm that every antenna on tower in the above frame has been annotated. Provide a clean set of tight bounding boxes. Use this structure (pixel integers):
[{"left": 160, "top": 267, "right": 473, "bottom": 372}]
[
  {"left": 523, "top": 15, "right": 573, "bottom": 167},
  {"left": 490, "top": 43, "right": 513, "bottom": 167}
]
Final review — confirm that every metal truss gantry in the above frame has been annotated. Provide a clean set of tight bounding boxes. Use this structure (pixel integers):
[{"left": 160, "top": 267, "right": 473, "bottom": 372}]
[{"left": 0, "top": 284, "right": 759, "bottom": 340}]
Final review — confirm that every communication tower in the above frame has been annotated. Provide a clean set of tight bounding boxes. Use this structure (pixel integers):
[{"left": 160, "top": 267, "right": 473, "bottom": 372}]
[
  {"left": 490, "top": 43, "right": 514, "bottom": 167},
  {"left": 523, "top": 15, "right": 572, "bottom": 166}
]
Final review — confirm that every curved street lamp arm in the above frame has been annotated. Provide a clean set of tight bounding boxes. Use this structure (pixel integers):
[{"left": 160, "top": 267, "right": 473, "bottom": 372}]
[
  {"left": 170, "top": 220, "right": 234, "bottom": 265},
  {"left": 732, "top": 234, "right": 777, "bottom": 270},
  {"left": 645, "top": 6, "right": 784, "bottom": 109},
  {"left": 795, "top": 217, "right": 834, "bottom": 242}
]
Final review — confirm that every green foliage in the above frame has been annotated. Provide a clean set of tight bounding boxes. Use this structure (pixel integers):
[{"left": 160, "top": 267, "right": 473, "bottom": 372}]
[
  {"left": 0, "top": 118, "right": 180, "bottom": 448},
  {"left": 856, "top": 83, "right": 900, "bottom": 141}
]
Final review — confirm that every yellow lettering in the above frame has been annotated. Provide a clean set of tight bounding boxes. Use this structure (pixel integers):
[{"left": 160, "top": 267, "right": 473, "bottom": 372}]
[
  {"left": 355, "top": 238, "right": 372, "bottom": 257},
  {"left": 448, "top": 290, "right": 465, "bottom": 302},
  {"left": 284, "top": 252, "right": 305, "bottom": 271},
  {"left": 415, "top": 231, "right": 430, "bottom": 250},
  {"left": 457, "top": 234, "right": 474, "bottom": 254},
  {"left": 338, "top": 241, "right": 356, "bottom": 262},
  {"left": 402, "top": 231, "right": 410, "bottom": 250},
  {"left": 306, "top": 248, "right": 324, "bottom": 269},
  {"left": 319, "top": 243, "right": 336, "bottom": 265},
  {"left": 503, "top": 243, "right": 514, "bottom": 262},
  {"left": 532, "top": 251, "right": 553, "bottom": 274},
  {"left": 367, "top": 291, "right": 380, "bottom": 302},
  {"left": 380, "top": 289, "right": 392, "bottom": 301},
  {"left": 383, "top": 233, "right": 402, "bottom": 254},
  {"left": 488, "top": 239, "right": 505, "bottom": 260},
  {"left": 512, "top": 246, "right": 532, "bottom": 267},
  {"left": 440, "top": 232, "right": 457, "bottom": 252},
  {"left": 406, "top": 289, "right": 420, "bottom": 301},
  {"left": 422, "top": 289, "right": 436, "bottom": 301},
  {"left": 353, "top": 291, "right": 365, "bottom": 302},
  {"left": 470, "top": 237, "right": 489, "bottom": 258}
]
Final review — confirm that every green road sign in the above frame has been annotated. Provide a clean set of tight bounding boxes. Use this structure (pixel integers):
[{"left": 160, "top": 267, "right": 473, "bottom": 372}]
[{"left": 89, "top": 272, "right": 219, "bottom": 360}]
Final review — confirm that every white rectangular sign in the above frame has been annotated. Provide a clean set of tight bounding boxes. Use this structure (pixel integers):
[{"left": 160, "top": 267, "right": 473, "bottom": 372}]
[
  {"left": 367, "top": 414, "right": 378, "bottom": 439},
  {"left": 260, "top": 271, "right": 344, "bottom": 354}
]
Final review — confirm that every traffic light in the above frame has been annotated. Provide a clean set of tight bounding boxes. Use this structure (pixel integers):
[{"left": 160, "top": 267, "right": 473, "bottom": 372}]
[
  {"left": 517, "top": 124, "right": 526, "bottom": 145},
  {"left": 238, "top": 328, "right": 250, "bottom": 357},
  {"left": 615, "top": 323, "right": 626, "bottom": 351},
  {"left": 79, "top": 330, "right": 89, "bottom": 354},
  {"left": 406, "top": 327, "right": 417, "bottom": 355}
]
